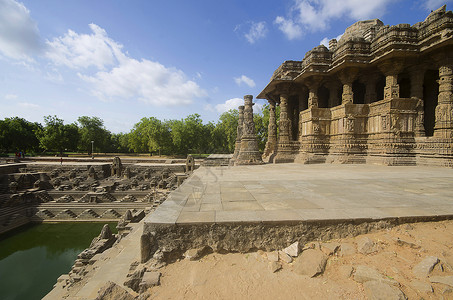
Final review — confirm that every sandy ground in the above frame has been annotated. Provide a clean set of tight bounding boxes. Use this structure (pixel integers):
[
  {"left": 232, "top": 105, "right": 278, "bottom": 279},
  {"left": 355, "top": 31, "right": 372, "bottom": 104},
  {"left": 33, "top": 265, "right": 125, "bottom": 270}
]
[{"left": 146, "top": 220, "right": 453, "bottom": 300}]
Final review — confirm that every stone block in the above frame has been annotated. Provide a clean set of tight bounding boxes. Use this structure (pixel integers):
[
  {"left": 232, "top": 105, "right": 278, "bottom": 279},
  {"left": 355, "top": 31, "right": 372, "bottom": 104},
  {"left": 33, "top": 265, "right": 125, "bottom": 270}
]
[
  {"left": 410, "top": 280, "right": 433, "bottom": 293},
  {"left": 139, "top": 271, "right": 161, "bottom": 292},
  {"left": 429, "top": 275, "right": 453, "bottom": 287},
  {"left": 283, "top": 242, "right": 299, "bottom": 257},
  {"left": 357, "top": 236, "right": 377, "bottom": 254},
  {"left": 353, "top": 265, "right": 396, "bottom": 285},
  {"left": 339, "top": 243, "right": 356, "bottom": 256},
  {"left": 293, "top": 249, "right": 327, "bottom": 277},
  {"left": 95, "top": 281, "right": 135, "bottom": 300},
  {"left": 363, "top": 280, "right": 406, "bottom": 300},
  {"left": 412, "top": 256, "right": 439, "bottom": 278},
  {"left": 266, "top": 251, "right": 279, "bottom": 262}
]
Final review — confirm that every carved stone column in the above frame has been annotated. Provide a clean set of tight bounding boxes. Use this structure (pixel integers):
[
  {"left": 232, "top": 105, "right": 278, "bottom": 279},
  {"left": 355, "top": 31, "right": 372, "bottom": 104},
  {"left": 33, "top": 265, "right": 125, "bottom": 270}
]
[
  {"left": 262, "top": 100, "right": 277, "bottom": 161},
  {"left": 364, "top": 74, "right": 379, "bottom": 103},
  {"left": 338, "top": 69, "right": 358, "bottom": 104},
  {"left": 384, "top": 74, "right": 399, "bottom": 100},
  {"left": 434, "top": 64, "right": 453, "bottom": 138},
  {"left": 235, "top": 95, "right": 263, "bottom": 165},
  {"left": 410, "top": 69, "right": 425, "bottom": 137},
  {"left": 278, "top": 93, "right": 290, "bottom": 143},
  {"left": 379, "top": 61, "right": 403, "bottom": 101},
  {"left": 232, "top": 105, "right": 244, "bottom": 160},
  {"left": 305, "top": 78, "right": 320, "bottom": 108}
]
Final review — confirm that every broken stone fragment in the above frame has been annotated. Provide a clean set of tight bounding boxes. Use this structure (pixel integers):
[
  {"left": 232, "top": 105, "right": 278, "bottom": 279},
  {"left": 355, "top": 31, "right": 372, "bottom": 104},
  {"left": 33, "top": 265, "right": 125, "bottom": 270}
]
[
  {"left": 293, "top": 249, "right": 327, "bottom": 277},
  {"left": 95, "top": 281, "right": 135, "bottom": 300},
  {"left": 320, "top": 242, "right": 340, "bottom": 256},
  {"left": 283, "top": 242, "right": 299, "bottom": 257},
  {"left": 339, "top": 243, "right": 356, "bottom": 257},
  {"left": 353, "top": 265, "right": 397, "bottom": 285},
  {"left": 395, "top": 237, "right": 421, "bottom": 249},
  {"left": 124, "top": 266, "right": 146, "bottom": 292},
  {"left": 278, "top": 251, "right": 293, "bottom": 263},
  {"left": 357, "top": 237, "right": 377, "bottom": 255},
  {"left": 429, "top": 275, "right": 453, "bottom": 287},
  {"left": 269, "top": 261, "right": 282, "bottom": 273},
  {"left": 412, "top": 256, "right": 439, "bottom": 278},
  {"left": 410, "top": 280, "right": 433, "bottom": 293},
  {"left": 139, "top": 271, "right": 161, "bottom": 292},
  {"left": 339, "top": 265, "right": 354, "bottom": 278},
  {"left": 363, "top": 280, "right": 407, "bottom": 300},
  {"left": 267, "top": 251, "right": 279, "bottom": 262}
]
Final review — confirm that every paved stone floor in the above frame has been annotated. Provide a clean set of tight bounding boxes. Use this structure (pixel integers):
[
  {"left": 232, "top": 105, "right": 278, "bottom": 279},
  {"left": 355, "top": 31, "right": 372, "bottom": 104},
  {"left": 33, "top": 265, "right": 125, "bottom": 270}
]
[{"left": 145, "top": 164, "right": 453, "bottom": 225}]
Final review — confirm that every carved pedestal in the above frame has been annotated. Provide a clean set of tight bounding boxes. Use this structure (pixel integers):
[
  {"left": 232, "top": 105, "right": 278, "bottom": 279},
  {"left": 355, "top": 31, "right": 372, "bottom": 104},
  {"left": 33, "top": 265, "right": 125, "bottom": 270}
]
[{"left": 235, "top": 95, "right": 263, "bottom": 165}]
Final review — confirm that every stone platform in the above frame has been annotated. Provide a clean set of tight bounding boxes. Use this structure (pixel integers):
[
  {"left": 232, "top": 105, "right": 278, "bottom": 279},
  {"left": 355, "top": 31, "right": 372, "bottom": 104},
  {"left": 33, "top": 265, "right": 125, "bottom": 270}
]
[
  {"left": 145, "top": 164, "right": 453, "bottom": 225},
  {"left": 142, "top": 164, "right": 453, "bottom": 260}
]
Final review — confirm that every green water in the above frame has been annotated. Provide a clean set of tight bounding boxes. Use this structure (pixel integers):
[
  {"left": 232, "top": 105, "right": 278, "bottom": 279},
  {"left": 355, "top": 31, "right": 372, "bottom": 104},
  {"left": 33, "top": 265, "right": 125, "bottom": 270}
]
[{"left": 0, "top": 222, "right": 117, "bottom": 300}]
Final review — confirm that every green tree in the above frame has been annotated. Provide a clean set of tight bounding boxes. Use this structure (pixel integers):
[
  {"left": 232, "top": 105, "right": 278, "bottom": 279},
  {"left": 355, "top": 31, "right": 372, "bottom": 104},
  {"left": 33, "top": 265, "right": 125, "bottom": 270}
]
[
  {"left": 77, "top": 116, "right": 111, "bottom": 153},
  {"left": 169, "top": 114, "right": 207, "bottom": 155},
  {"left": 213, "top": 109, "right": 238, "bottom": 153},
  {"left": 0, "top": 117, "right": 42, "bottom": 153},
  {"left": 128, "top": 117, "right": 172, "bottom": 154},
  {"left": 37, "top": 116, "right": 79, "bottom": 154},
  {"left": 110, "top": 133, "right": 130, "bottom": 153}
]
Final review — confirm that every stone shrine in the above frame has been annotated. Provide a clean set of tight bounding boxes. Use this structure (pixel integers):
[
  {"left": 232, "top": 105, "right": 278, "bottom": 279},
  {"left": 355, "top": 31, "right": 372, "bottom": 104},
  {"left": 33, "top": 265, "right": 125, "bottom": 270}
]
[
  {"left": 235, "top": 95, "right": 263, "bottom": 165},
  {"left": 258, "top": 6, "right": 453, "bottom": 166}
]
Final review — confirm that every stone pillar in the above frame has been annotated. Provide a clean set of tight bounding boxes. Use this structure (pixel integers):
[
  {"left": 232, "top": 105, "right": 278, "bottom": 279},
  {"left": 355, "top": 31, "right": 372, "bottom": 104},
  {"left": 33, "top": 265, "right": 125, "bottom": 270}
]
[
  {"left": 235, "top": 95, "right": 263, "bottom": 165},
  {"left": 232, "top": 105, "right": 244, "bottom": 160},
  {"left": 379, "top": 61, "right": 403, "bottom": 101},
  {"left": 339, "top": 69, "right": 358, "bottom": 104},
  {"left": 434, "top": 64, "right": 453, "bottom": 138},
  {"left": 308, "top": 85, "right": 319, "bottom": 108},
  {"left": 364, "top": 74, "right": 379, "bottom": 103},
  {"left": 342, "top": 81, "right": 354, "bottom": 104},
  {"left": 278, "top": 93, "right": 290, "bottom": 143},
  {"left": 384, "top": 74, "right": 399, "bottom": 100},
  {"left": 410, "top": 70, "right": 425, "bottom": 137},
  {"left": 262, "top": 100, "right": 277, "bottom": 161}
]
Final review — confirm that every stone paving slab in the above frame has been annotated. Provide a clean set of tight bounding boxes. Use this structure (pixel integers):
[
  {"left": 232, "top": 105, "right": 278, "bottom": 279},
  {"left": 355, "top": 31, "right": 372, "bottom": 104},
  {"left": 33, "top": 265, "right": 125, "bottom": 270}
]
[{"left": 144, "top": 164, "right": 453, "bottom": 226}]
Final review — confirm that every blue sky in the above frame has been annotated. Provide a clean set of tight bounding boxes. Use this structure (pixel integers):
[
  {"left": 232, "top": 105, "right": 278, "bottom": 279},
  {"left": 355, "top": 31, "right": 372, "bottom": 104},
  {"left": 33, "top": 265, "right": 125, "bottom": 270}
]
[{"left": 0, "top": 0, "right": 450, "bottom": 133}]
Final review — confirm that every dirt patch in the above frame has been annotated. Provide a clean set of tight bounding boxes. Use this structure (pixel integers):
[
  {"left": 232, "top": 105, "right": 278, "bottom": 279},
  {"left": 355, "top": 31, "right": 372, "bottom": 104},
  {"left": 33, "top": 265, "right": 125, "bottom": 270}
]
[{"left": 145, "top": 220, "right": 453, "bottom": 299}]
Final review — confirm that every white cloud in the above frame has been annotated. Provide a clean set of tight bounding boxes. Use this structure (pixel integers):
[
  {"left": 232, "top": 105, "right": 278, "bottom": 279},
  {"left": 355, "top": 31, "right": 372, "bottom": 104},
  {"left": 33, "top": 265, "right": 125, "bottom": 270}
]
[
  {"left": 4, "top": 94, "right": 18, "bottom": 100},
  {"left": 0, "top": 0, "right": 42, "bottom": 60},
  {"left": 18, "top": 102, "right": 39, "bottom": 109},
  {"left": 79, "top": 57, "right": 206, "bottom": 105},
  {"left": 244, "top": 21, "right": 268, "bottom": 44},
  {"left": 47, "top": 24, "right": 207, "bottom": 106},
  {"left": 274, "top": 16, "right": 303, "bottom": 40},
  {"left": 215, "top": 97, "right": 263, "bottom": 114},
  {"left": 234, "top": 75, "right": 256, "bottom": 88},
  {"left": 424, "top": 0, "right": 452, "bottom": 10},
  {"left": 215, "top": 98, "right": 243, "bottom": 113},
  {"left": 275, "top": 0, "right": 393, "bottom": 39},
  {"left": 46, "top": 24, "right": 124, "bottom": 70}
]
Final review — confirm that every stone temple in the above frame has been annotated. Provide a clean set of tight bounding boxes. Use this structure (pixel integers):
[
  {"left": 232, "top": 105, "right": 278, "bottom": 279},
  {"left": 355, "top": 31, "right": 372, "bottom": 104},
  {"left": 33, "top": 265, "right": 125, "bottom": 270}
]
[{"left": 258, "top": 5, "right": 453, "bottom": 167}]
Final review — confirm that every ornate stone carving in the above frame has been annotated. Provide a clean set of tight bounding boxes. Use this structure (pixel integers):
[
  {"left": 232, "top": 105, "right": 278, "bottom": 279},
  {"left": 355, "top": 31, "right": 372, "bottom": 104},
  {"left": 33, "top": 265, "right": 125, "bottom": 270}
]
[
  {"left": 232, "top": 105, "right": 244, "bottom": 161},
  {"left": 235, "top": 95, "right": 263, "bottom": 165},
  {"left": 263, "top": 101, "right": 278, "bottom": 161},
  {"left": 256, "top": 6, "right": 453, "bottom": 166}
]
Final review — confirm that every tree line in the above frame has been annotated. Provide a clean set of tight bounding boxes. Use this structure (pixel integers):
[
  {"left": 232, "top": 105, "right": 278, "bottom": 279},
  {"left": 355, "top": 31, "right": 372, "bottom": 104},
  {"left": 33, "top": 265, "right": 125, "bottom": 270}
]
[{"left": 0, "top": 105, "right": 279, "bottom": 156}]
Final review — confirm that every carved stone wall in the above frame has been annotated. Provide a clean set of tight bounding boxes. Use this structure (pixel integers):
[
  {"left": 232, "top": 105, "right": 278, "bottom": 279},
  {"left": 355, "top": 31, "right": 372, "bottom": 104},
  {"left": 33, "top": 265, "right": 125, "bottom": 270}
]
[{"left": 257, "top": 6, "right": 453, "bottom": 166}]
